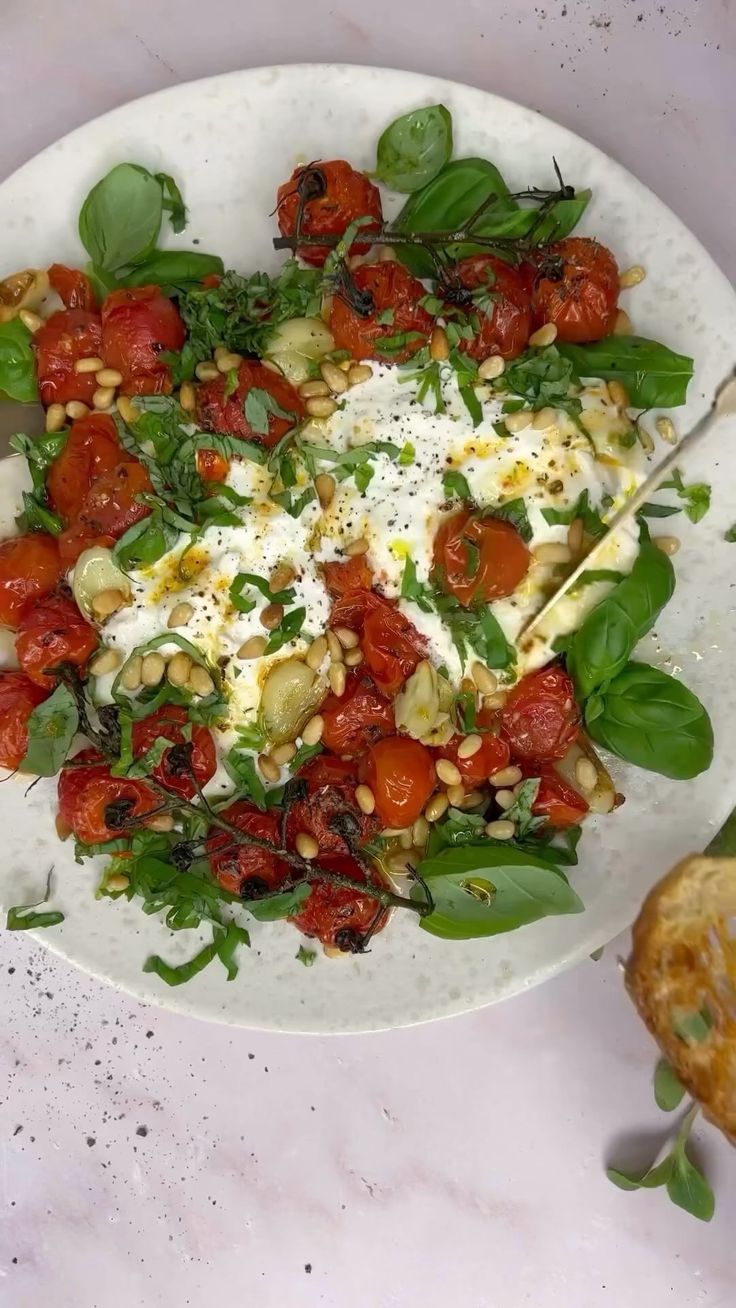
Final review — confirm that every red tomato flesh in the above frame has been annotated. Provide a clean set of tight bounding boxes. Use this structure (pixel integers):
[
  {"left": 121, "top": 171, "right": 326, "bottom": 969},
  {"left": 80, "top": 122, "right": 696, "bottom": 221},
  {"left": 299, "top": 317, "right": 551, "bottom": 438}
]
[
  {"left": 502, "top": 664, "right": 580, "bottom": 762},
  {"left": 196, "top": 360, "right": 303, "bottom": 449},
  {"left": 433, "top": 509, "right": 530, "bottom": 606},
  {"left": 207, "top": 800, "right": 290, "bottom": 898},
  {"left": 444, "top": 255, "right": 532, "bottom": 361},
  {"left": 286, "top": 755, "right": 379, "bottom": 857},
  {"left": 0, "top": 533, "right": 63, "bottom": 629},
  {"left": 15, "top": 593, "right": 98, "bottom": 687},
  {"left": 47, "top": 413, "right": 123, "bottom": 523},
  {"left": 321, "top": 671, "right": 396, "bottom": 757},
  {"left": 365, "top": 735, "right": 436, "bottom": 829},
  {"left": 532, "top": 237, "right": 619, "bottom": 343},
  {"left": 0, "top": 671, "right": 49, "bottom": 770},
  {"left": 131, "top": 705, "right": 216, "bottom": 802},
  {"left": 329, "top": 261, "right": 433, "bottom": 363},
  {"left": 436, "top": 708, "right": 510, "bottom": 788},
  {"left": 289, "top": 853, "right": 388, "bottom": 951},
  {"left": 277, "top": 160, "right": 382, "bottom": 266},
  {"left": 34, "top": 309, "right": 103, "bottom": 407},
  {"left": 58, "top": 749, "right": 156, "bottom": 846},
  {"left": 101, "top": 285, "right": 185, "bottom": 395},
  {"left": 48, "top": 264, "right": 97, "bottom": 311},
  {"left": 529, "top": 766, "right": 589, "bottom": 829},
  {"left": 58, "top": 460, "right": 153, "bottom": 566}
]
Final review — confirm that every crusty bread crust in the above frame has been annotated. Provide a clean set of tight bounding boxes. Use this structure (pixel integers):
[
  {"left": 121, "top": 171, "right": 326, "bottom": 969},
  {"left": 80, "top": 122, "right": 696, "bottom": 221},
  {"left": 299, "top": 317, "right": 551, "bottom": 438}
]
[{"left": 626, "top": 854, "right": 736, "bottom": 1142}]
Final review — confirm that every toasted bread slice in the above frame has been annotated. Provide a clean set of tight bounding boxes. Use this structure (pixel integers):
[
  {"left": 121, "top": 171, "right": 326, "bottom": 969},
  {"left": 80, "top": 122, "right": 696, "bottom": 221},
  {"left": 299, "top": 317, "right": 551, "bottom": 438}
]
[{"left": 626, "top": 854, "right": 736, "bottom": 1141}]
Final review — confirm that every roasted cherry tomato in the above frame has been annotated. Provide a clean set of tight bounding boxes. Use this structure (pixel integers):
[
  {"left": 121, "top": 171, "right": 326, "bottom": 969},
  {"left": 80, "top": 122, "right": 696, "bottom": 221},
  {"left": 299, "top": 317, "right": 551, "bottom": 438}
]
[
  {"left": 34, "top": 308, "right": 103, "bottom": 407},
  {"left": 436, "top": 708, "right": 510, "bottom": 787},
  {"left": 15, "top": 593, "right": 98, "bottom": 687},
  {"left": 196, "top": 360, "right": 304, "bottom": 450},
  {"left": 532, "top": 237, "right": 619, "bottom": 343},
  {"left": 48, "top": 263, "right": 97, "bottom": 311},
  {"left": 101, "top": 285, "right": 185, "bottom": 395},
  {"left": 321, "top": 671, "right": 395, "bottom": 757},
  {"left": 289, "top": 853, "right": 389, "bottom": 952},
  {"left": 529, "top": 766, "right": 589, "bottom": 828},
  {"left": 365, "top": 735, "right": 436, "bottom": 828},
  {"left": 58, "top": 461, "right": 153, "bottom": 566},
  {"left": 47, "top": 413, "right": 123, "bottom": 523},
  {"left": 362, "top": 599, "right": 426, "bottom": 696},
  {"left": 131, "top": 706, "right": 216, "bottom": 802},
  {"left": 0, "top": 533, "right": 63, "bottom": 628},
  {"left": 433, "top": 509, "right": 530, "bottom": 606},
  {"left": 322, "top": 556, "right": 373, "bottom": 597},
  {"left": 196, "top": 448, "right": 229, "bottom": 483},
  {"left": 58, "top": 749, "right": 156, "bottom": 846},
  {"left": 286, "top": 755, "right": 379, "bottom": 857},
  {"left": 329, "top": 261, "right": 433, "bottom": 363},
  {"left": 207, "top": 800, "right": 290, "bottom": 898},
  {"left": 329, "top": 585, "right": 385, "bottom": 634},
  {"left": 502, "top": 664, "right": 580, "bottom": 762},
  {"left": 443, "top": 255, "right": 532, "bottom": 361},
  {"left": 276, "top": 160, "right": 382, "bottom": 267},
  {"left": 0, "top": 671, "right": 49, "bottom": 771}
]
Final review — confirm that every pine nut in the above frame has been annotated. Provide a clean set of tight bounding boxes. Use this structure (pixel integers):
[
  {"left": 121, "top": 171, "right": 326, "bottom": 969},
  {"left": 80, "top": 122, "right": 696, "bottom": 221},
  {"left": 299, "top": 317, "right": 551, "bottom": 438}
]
[
  {"left": 320, "top": 360, "right": 349, "bottom": 394},
  {"left": 144, "top": 813, "right": 174, "bottom": 834},
  {"left": 260, "top": 603, "right": 284, "bottom": 631},
  {"left": 141, "top": 652, "right": 166, "bottom": 687},
  {"left": 447, "top": 783, "right": 466, "bottom": 807},
  {"left": 195, "top": 361, "right": 219, "bottom": 381},
  {"left": 305, "top": 396, "right": 337, "bottom": 419},
  {"left": 607, "top": 380, "right": 630, "bottom": 409},
  {"left": 378, "top": 245, "right": 396, "bottom": 262},
  {"left": 532, "top": 406, "right": 556, "bottom": 430},
  {"left": 334, "top": 626, "right": 359, "bottom": 650},
  {"left": 471, "top": 662, "right": 498, "bottom": 695},
  {"left": 656, "top": 416, "right": 677, "bottom": 445},
  {"left": 495, "top": 789, "right": 515, "bottom": 810},
  {"left": 55, "top": 812, "right": 72, "bottom": 841},
  {"left": 167, "top": 652, "right": 192, "bottom": 686},
  {"left": 326, "top": 629, "right": 344, "bottom": 663},
  {"left": 105, "top": 872, "right": 130, "bottom": 891},
  {"left": 65, "top": 400, "right": 90, "bottom": 420},
  {"left": 344, "top": 648, "right": 363, "bottom": 667},
  {"left": 653, "top": 535, "right": 680, "bottom": 556},
  {"left": 489, "top": 765, "right": 522, "bottom": 787},
  {"left": 483, "top": 690, "right": 507, "bottom": 710},
  {"left": 306, "top": 635, "right": 328, "bottom": 670},
  {"left": 238, "top": 635, "right": 267, "bottom": 659},
  {"left": 457, "top": 734, "right": 482, "bottom": 760},
  {"left": 19, "top": 308, "right": 43, "bottom": 333},
  {"left": 412, "top": 816, "right": 430, "bottom": 846},
  {"left": 271, "top": 741, "right": 297, "bottom": 766},
  {"left": 478, "top": 354, "right": 505, "bottom": 381},
  {"left": 74, "top": 355, "right": 105, "bottom": 374},
  {"left": 315, "top": 473, "right": 336, "bottom": 508},
  {"left": 117, "top": 395, "right": 138, "bottom": 424},
  {"left": 529, "top": 322, "right": 558, "bottom": 348},
  {"left": 216, "top": 351, "right": 243, "bottom": 373},
  {"left": 430, "top": 326, "right": 450, "bottom": 361},
  {"left": 567, "top": 518, "right": 584, "bottom": 554},
  {"left": 269, "top": 562, "right": 296, "bottom": 593},
  {"left": 619, "top": 265, "right": 646, "bottom": 289},
  {"left": 338, "top": 358, "right": 353, "bottom": 371},
  {"left": 345, "top": 537, "right": 369, "bottom": 557},
  {"left": 91, "top": 588, "right": 125, "bottom": 617},
  {"left": 425, "top": 792, "right": 449, "bottom": 822},
  {"left": 188, "top": 665, "right": 215, "bottom": 697},
  {"left": 347, "top": 364, "right": 373, "bottom": 386},
  {"left": 533, "top": 542, "right": 571, "bottom": 565},
  {"left": 258, "top": 753, "right": 280, "bottom": 782},
  {"left": 504, "top": 410, "right": 532, "bottom": 433},
  {"left": 301, "top": 714, "right": 324, "bottom": 746},
  {"left": 613, "top": 308, "right": 633, "bottom": 336},
  {"left": 459, "top": 789, "right": 485, "bottom": 809},
  {"left": 179, "top": 381, "right": 197, "bottom": 412},
  {"left": 355, "top": 784, "right": 376, "bottom": 815},
  {"left": 485, "top": 819, "right": 515, "bottom": 840},
  {"left": 299, "top": 379, "right": 331, "bottom": 398},
  {"left": 168, "top": 602, "right": 194, "bottom": 628},
  {"left": 95, "top": 368, "right": 123, "bottom": 388},
  {"left": 387, "top": 851, "right": 414, "bottom": 876},
  {"left": 296, "top": 832, "right": 319, "bottom": 860},
  {"left": 436, "top": 758, "right": 462, "bottom": 787},
  {"left": 575, "top": 758, "right": 598, "bottom": 792},
  {"left": 328, "top": 662, "right": 346, "bottom": 697},
  {"left": 637, "top": 422, "right": 655, "bottom": 454},
  {"left": 45, "top": 403, "right": 66, "bottom": 433},
  {"left": 89, "top": 647, "right": 121, "bottom": 676},
  {"left": 92, "top": 386, "right": 116, "bottom": 410},
  {"left": 121, "top": 656, "right": 142, "bottom": 691}
]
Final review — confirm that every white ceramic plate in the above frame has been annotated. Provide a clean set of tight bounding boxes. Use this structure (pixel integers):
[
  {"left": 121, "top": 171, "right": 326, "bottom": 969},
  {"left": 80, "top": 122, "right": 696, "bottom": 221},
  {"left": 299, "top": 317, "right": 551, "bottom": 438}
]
[{"left": 1, "top": 64, "right": 735, "bottom": 1032}]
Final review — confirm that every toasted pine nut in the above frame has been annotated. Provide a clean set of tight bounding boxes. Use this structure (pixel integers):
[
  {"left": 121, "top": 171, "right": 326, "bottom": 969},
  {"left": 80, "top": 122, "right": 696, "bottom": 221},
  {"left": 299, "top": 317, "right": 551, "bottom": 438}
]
[
  {"left": 529, "top": 322, "right": 558, "bottom": 348},
  {"left": 430, "top": 326, "right": 449, "bottom": 361},
  {"left": 92, "top": 386, "right": 115, "bottom": 410},
  {"left": 489, "top": 765, "right": 523, "bottom": 787},
  {"left": 91, "top": 588, "right": 125, "bottom": 617},
  {"left": 607, "top": 379, "right": 630, "bottom": 409},
  {"left": 447, "top": 783, "right": 466, "bottom": 807},
  {"left": 19, "top": 308, "right": 43, "bottom": 333},
  {"left": 305, "top": 396, "right": 337, "bottom": 419},
  {"left": 532, "top": 406, "right": 556, "bottom": 430},
  {"left": 637, "top": 422, "right": 655, "bottom": 454},
  {"left": 613, "top": 308, "right": 633, "bottom": 336},
  {"left": 483, "top": 690, "right": 507, "bottom": 710},
  {"left": 436, "top": 758, "right": 462, "bottom": 787},
  {"left": 299, "top": 379, "right": 331, "bottom": 398},
  {"left": 485, "top": 819, "right": 515, "bottom": 840},
  {"left": 575, "top": 758, "right": 598, "bottom": 792},
  {"left": 195, "top": 361, "right": 219, "bottom": 381},
  {"left": 315, "top": 473, "right": 336, "bottom": 508},
  {"left": 105, "top": 872, "right": 130, "bottom": 891},
  {"left": 345, "top": 537, "right": 369, "bottom": 557},
  {"left": 74, "top": 355, "right": 105, "bottom": 374},
  {"left": 258, "top": 753, "right": 280, "bottom": 782},
  {"left": 478, "top": 354, "right": 505, "bottom": 381},
  {"left": 271, "top": 741, "right": 297, "bottom": 766},
  {"left": 533, "top": 542, "right": 571, "bottom": 565},
  {"left": 412, "top": 816, "right": 430, "bottom": 847},
  {"left": 216, "top": 351, "right": 243, "bottom": 373},
  {"left": 320, "top": 360, "right": 349, "bottom": 394},
  {"left": 567, "top": 518, "right": 584, "bottom": 554},
  {"left": 328, "top": 662, "right": 346, "bottom": 697},
  {"left": 141, "top": 652, "right": 166, "bottom": 687},
  {"left": 471, "top": 662, "right": 498, "bottom": 695},
  {"left": 95, "top": 367, "right": 123, "bottom": 388},
  {"left": 146, "top": 813, "right": 175, "bottom": 834},
  {"left": 396, "top": 828, "right": 412, "bottom": 850},
  {"left": 306, "top": 635, "right": 328, "bottom": 670},
  {"left": 347, "top": 363, "right": 373, "bottom": 386},
  {"left": 656, "top": 416, "right": 677, "bottom": 445},
  {"left": 338, "top": 358, "right": 353, "bottom": 371},
  {"left": 495, "top": 789, "right": 515, "bottom": 810},
  {"left": 89, "top": 647, "right": 121, "bottom": 676},
  {"left": 653, "top": 535, "right": 680, "bottom": 556},
  {"left": 168, "top": 602, "right": 194, "bottom": 629},
  {"left": 457, "top": 734, "right": 482, "bottom": 760},
  {"left": 355, "top": 784, "right": 376, "bottom": 815},
  {"left": 268, "top": 561, "right": 296, "bottom": 593},
  {"left": 167, "top": 652, "right": 193, "bottom": 686},
  {"left": 121, "top": 656, "right": 142, "bottom": 691},
  {"left": 238, "top": 635, "right": 267, "bottom": 660},
  {"left": 378, "top": 245, "right": 396, "bottom": 262},
  {"left": 334, "top": 625, "right": 359, "bottom": 650},
  {"left": 344, "top": 648, "right": 363, "bottom": 667},
  {"left": 188, "top": 665, "right": 215, "bottom": 697},
  {"left": 55, "top": 812, "right": 72, "bottom": 840},
  {"left": 504, "top": 410, "right": 532, "bottom": 433},
  {"left": 65, "top": 400, "right": 90, "bottom": 420},
  {"left": 179, "top": 381, "right": 196, "bottom": 412},
  {"left": 260, "top": 603, "right": 284, "bottom": 631},
  {"left": 425, "top": 792, "right": 449, "bottom": 822},
  {"left": 302, "top": 714, "right": 324, "bottom": 746},
  {"left": 326, "top": 629, "right": 344, "bottom": 663},
  {"left": 45, "top": 403, "right": 66, "bottom": 433},
  {"left": 619, "top": 265, "right": 646, "bottom": 289},
  {"left": 459, "top": 789, "right": 485, "bottom": 809},
  {"left": 296, "top": 832, "right": 319, "bottom": 860},
  {"left": 116, "top": 395, "right": 138, "bottom": 424}
]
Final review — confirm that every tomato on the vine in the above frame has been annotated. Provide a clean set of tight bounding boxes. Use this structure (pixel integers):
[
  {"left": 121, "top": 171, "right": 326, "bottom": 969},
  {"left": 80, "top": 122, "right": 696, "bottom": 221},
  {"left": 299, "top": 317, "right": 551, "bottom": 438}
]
[
  {"left": 528, "top": 766, "right": 589, "bottom": 828},
  {"left": 196, "top": 360, "right": 304, "bottom": 449},
  {"left": 47, "top": 413, "right": 123, "bottom": 523},
  {"left": 329, "top": 261, "right": 433, "bottom": 363},
  {"left": 286, "top": 755, "right": 379, "bottom": 857},
  {"left": 48, "top": 263, "right": 97, "bottom": 312},
  {"left": 289, "top": 853, "right": 389, "bottom": 952},
  {"left": 131, "top": 705, "right": 216, "bottom": 801},
  {"left": 320, "top": 671, "right": 395, "bottom": 757},
  {"left": 502, "top": 664, "right": 580, "bottom": 761},
  {"left": 101, "top": 285, "right": 185, "bottom": 395},
  {"left": 364, "top": 735, "right": 436, "bottom": 828},
  {"left": 58, "top": 749, "right": 156, "bottom": 846},
  {"left": 433, "top": 509, "right": 530, "bottom": 606},
  {"left": 58, "top": 460, "right": 153, "bottom": 566},
  {"left": 34, "top": 308, "right": 103, "bottom": 407},
  {"left": 276, "top": 159, "right": 382, "bottom": 266},
  {"left": 0, "top": 533, "right": 62, "bottom": 628},
  {"left": 532, "top": 237, "right": 619, "bottom": 343},
  {"left": 15, "top": 594, "right": 98, "bottom": 686},
  {"left": 0, "top": 672, "right": 49, "bottom": 771},
  {"left": 207, "top": 800, "right": 290, "bottom": 898},
  {"left": 443, "top": 255, "right": 532, "bottom": 361}
]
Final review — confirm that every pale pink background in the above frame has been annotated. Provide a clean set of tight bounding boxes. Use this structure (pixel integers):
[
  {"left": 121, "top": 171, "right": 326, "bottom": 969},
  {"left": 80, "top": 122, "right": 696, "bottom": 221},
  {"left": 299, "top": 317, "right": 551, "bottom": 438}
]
[{"left": 1, "top": 3, "right": 735, "bottom": 1306}]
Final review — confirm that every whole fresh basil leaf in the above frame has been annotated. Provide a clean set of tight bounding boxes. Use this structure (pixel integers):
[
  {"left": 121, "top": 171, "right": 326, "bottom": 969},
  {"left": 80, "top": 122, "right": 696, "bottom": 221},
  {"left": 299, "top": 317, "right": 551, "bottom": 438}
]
[
  {"left": 585, "top": 662, "right": 713, "bottom": 780},
  {"left": 79, "top": 163, "right": 163, "bottom": 271},
  {"left": 653, "top": 1058, "right": 686, "bottom": 1112},
  {"left": 394, "top": 158, "right": 512, "bottom": 277},
  {"left": 0, "top": 319, "right": 38, "bottom": 402},
  {"left": 20, "top": 684, "right": 79, "bottom": 776},
  {"left": 375, "top": 104, "right": 453, "bottom": 193},
  {"left": 667, "top": 1151, "right": 715, "bottom": 1222},
  {"left": 413, "top": 843, "right": 583, "bottom": 939},
  {"left": 113, "top": 511, "right": 179, "bottom": 571},
  {"left": 113, "top": 249, "right": 224, "bottom": 295},
  {"left": 556, "top": 336, "right": 694, "bottom": 408},
  {"left": 567, "top": 540, "right": 675, "bottom": 699}
]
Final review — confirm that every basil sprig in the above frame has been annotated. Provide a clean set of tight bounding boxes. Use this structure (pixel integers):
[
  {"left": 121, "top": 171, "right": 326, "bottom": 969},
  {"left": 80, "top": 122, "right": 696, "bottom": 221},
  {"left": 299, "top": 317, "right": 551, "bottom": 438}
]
[
  {"left": 585, "top": 662, "right": 713, "bottom": 780},
  {"left": 375, "top": 104, "right": 453, "bottom": 193},
  {"left": 556, "top": 336, "right": 694, "bottom": 408},
  {"left": 608, "top": 1103, "right": 714, "bottom": 1222}
]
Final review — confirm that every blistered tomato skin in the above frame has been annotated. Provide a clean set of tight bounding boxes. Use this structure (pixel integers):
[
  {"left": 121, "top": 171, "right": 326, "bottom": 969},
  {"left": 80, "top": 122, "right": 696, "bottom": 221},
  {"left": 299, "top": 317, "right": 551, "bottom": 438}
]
[
  {"left": 532, "top": 237, "right": 619, "bottom": 343},
  {"left": 445, "top": 255, "right": 532, "bottom": 361},
  {"left": 207, "top": 801, "right": 290, "bottom": 898},
  {"left": 286, "top": 755, "right": 379, "bottom": 857},
  {"left": 528, "top": 766, "right": 589, "bottom": 829},
  {"left": 58, "top": 749, "right": 156, "bottom": 846},
  {"left": 0, "top": 672, "right": 49, "bottom": 771},
  {"left": 365, "top": 735, "right": 436, "bottom": 829},
  {"left": 320, "top": 672, "right": 396, "bottom": 758},
  {"left": 502, "top": 665, "right": 580, "bottom": 762},
  {"left": 276, "top": 160, "right": 383, "bottom": 266},
  {"left": 289, "top": 853, "right": 389, "bottom": 951},
  {"left": 0, "top": 534, "right": 63, "bottom": 629},
  {"left": 196, "top": 360, "right": 304, "bottom": 449},
  {"left": 15, "top": 594, "right": 98, "bottom": 687},
  {"left": 58, "top": 461, "right": 153, "bottom": 566},
  {"left": 48, "top": 264, "right": 97, "bottom": 311},
  {"left": 101, "top": 285, "right": 185, "bottom": 395},
  {"left": 131, "top": 706, "right": 217, "bottom": 801},
  {"left": 329, "top": 261, "right": 433, "bottom": 363},
  {"left": 47, "top": 413, "right": 123, "bottom": 523},
  {"left": 34, "top": 308, "right": 103, "bottom": 407},
  {"left": 433, "top": 509, "right": 530, "bottom": 607},
  {"left": 437, "top": 713, "right": 510, "bottom": 788}
]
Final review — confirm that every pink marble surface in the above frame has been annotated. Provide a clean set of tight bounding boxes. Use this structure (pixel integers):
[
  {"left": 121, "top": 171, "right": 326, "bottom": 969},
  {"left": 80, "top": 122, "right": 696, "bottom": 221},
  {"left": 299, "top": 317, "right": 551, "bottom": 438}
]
[{"left": 1, "top": 3, "right": 735, "bottom": 1305}]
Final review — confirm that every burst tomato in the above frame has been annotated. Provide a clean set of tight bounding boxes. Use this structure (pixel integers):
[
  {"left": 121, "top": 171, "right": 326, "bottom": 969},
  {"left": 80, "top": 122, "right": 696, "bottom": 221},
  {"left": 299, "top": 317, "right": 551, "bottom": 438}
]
[
  {"left": 131, "top": 706, "right": 216, "bottom": 802},
  {"left": 365, "top": 735, "right": 436, "bottom": 828},
  {"left": 48, "top": 263, "right": 97, "bottom": 311},
  {"left": 47, "top": 413, "right": 123, "bottom": 522},
  {"left": 34, "top": 308, "right": 103, "bottom": 407},
  {"left": 329, "top": 261, "right": 433, "bottom": 363},
  {"left": 362, "top": 600, "right": 426, "bottom": 696},
  {"left": 58, "top": 460, "right": 152, "bottom": 566},
  {"left": 286, "top": 755, "right": 379, "bottom": 857},
  {"left": 196, "top": 360, "right": 303, "bottom": 449},
  {"left": 196, "top": 448, "right": 229, "bottom": 483},
  {"left": 529, "top": 766, "right": 589, "bottom": 828},
  {"left": 101, "top": 285, "right": 185, "bottom": 395},
  {"left": 58, "top": 749, "right": 156, "bottom": 846},
  {"left": 289, "top": 853, "right": 388, "bottom": 952},
  {"left": 322, "top": 556, "right": 373, "bottom": 597},
  {"left": 532, "top": 237, "right": 619, "bottom": 342},
  {"left": 15, "top": 593, "right": 98, "bottom": 686},
  {"left": 502, "top": 664, "right": 580, "bottom": 762},
  {"left": 0, "top": 533, "right": 63, "bottom": 628},
  {"left": 433, "top": 509, "right": 530, "bottom": 606},
  {"left": 276, "top": 159, "right": 382, "bottom": 266},
  {"left": 437, "top": 708, "right": 510, "bottom": 787},
  {"left": 207, "top": 800, "right": 290, "bottom": 898},
  {"left": 443, "top": 255, "right": 532, "bottom": 361},
  {"left": 321, "top": 671, "right": 395, "bottom": 757},
  {"left": 0, "top": 671, "right": 49, "bottom": 771}
]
